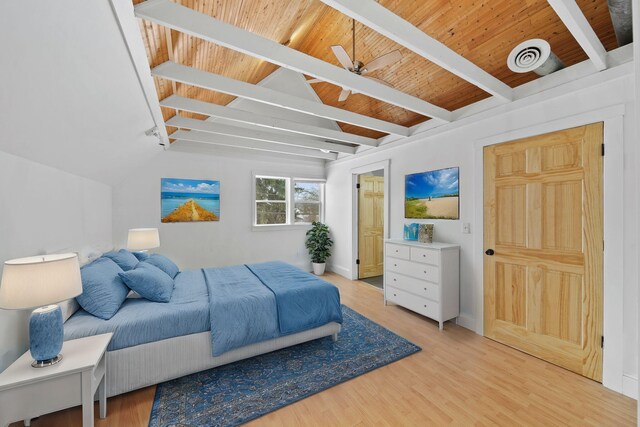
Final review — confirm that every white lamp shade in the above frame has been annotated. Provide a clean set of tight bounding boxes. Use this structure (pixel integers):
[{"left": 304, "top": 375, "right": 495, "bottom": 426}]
[
  {"left": 127, "top": 228, "right": 160, "bottom": 251},
  {"left": 0, "top": 253, "right": 82, "bottom": 310}
]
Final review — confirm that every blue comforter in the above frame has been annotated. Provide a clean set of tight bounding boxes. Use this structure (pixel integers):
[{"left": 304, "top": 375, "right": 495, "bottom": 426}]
[
  {"left": 203, "top": 262, "right": 342, "bottom": 355},
  {"left": 202, "top": 265, "right": 280, "bottom": 356},
  {"left": 246, "top": 261, "right": 343, "bottom": 335}
]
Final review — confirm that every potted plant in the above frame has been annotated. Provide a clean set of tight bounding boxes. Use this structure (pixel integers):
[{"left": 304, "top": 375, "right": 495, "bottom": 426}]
[{"left": 305, "top": 221, "right": 333, "bottom": 275}]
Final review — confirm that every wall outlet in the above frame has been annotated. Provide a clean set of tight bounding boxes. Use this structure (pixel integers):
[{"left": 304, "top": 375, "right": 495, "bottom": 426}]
[{"left": 462, "top": 222, "right": 471, "bottom": 234}]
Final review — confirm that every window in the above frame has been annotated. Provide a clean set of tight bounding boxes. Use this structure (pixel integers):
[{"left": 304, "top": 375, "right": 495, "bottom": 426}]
[
  {"left": 255, "top": 176, "right": 289, "bottom": 225},
  {"left": 294, "top": 180, "right": 323, "bottom": 224},
  {"left": 254, "top": 175, "right": 324, "bottom": 227}
]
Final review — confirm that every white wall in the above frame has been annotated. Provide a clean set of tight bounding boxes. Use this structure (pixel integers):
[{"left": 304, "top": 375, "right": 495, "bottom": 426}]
[
  {"left": 0, "top": 151, "right": 112, "bottom": 372},
  {"left": 112, "top": 147, "right": 324, "bottom": 270},
  {"left": 325, "top": 69, "right": 638, "bottom": 394},
  {"left": 111, "top": 67, "right": 335, "bottom": 271}
]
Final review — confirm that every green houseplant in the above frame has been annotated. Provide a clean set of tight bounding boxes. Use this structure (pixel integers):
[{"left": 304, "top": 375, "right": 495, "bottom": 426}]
[{"left": 305, "top": 221, "right": 333, "bottom": 275}]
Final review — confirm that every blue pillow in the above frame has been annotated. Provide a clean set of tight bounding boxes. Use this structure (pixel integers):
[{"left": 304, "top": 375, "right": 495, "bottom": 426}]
[
  {"left": 145, "top": 254, "right": 180, "bottom": 279},
  {"left": 76, "top": 258, "right": 129, "bottom": 320},
  {"left": 131, "top": 251, "right": 150, "bottom": 262},
  {"left": 119, "top": 263, "right": 174, "bottom": 303},
  {"left": 102, "top": 249, "right": 139, "bottom": 271}
]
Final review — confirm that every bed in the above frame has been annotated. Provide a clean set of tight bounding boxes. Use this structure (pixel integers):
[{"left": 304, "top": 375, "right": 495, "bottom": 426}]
[{"left": 62, "top": 259, "right": 342, "bottom": 397}]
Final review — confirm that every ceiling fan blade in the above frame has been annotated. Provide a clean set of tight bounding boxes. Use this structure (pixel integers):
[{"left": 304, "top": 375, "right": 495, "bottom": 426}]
[
  {"left": 362, "top": 50, "right": 402, "bottom": 74},
  {"left": 306, "top": 78, "right": 324, "bottom": 84},
  {"left": 331, "top": 45, "right": 353, "bottom": 70},
  {"left": 364, "top": 76, "right": 395, "bottom": 88},
  {"left": 338, "top": 89, "right": 351, "bottom": 102}
]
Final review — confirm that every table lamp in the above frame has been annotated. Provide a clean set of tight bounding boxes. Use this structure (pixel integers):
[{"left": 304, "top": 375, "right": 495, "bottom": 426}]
[
  {"left": 127, "top": 228, "right": 160, "bottom": 252},
  {"left": 0, "top": 253, "right": 82, "bottom": 368}
]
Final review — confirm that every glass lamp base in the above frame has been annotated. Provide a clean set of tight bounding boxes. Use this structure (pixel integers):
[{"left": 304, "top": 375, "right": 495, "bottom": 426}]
[{"left": 31, "top": 354, "right": 63, "bottom": 368}]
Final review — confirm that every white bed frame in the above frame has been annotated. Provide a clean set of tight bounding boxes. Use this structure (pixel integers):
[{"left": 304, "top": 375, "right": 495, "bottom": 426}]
[{"left": 106, "top": 323, "right": 341, "bottom": 397}]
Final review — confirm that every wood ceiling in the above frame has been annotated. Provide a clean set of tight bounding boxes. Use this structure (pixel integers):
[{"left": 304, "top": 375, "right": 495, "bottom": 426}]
[{"left": 134, "top": 0, "right": 620, "bottom": 142}]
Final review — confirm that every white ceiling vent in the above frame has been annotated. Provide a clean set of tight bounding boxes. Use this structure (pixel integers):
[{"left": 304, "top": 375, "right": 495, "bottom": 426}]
[{"left": 507, "top": 39, "right": 564, "bottom": 76}]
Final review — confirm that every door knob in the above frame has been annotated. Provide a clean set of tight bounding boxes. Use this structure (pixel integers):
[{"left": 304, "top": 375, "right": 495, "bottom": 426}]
[{"left": 485, "top": 249, "right": 495, "bottom": 256}]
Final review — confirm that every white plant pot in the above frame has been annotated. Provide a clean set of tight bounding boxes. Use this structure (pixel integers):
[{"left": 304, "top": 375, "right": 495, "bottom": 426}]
[{"left": 312, "top": 262, "right": 326, "bottom": 276}]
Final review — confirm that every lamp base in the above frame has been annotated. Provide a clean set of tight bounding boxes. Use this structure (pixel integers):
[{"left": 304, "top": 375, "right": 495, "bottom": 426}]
[
  {"left": 31, "top": 354, "right": 63, "bottom": 368},
  {"left": 29, "top": 305, "right": 64, "bottom": 368}
]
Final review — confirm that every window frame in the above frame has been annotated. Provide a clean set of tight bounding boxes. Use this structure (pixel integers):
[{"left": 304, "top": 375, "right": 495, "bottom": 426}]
[{"left": 252, "top": 173, "right": 325, "bottom": 230}]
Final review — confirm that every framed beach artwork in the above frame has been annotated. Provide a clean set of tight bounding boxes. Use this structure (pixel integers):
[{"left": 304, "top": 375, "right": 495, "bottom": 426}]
[
  {"left": 405, "top": 167, "right": 459, "bottom": 220},
  {"left": 161, "top": 178, "right": 220, "bottom": 223}
]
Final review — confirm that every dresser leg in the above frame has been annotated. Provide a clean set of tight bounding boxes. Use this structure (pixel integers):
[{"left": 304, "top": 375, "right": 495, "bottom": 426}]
[
  {"left": 331, "top": 333, "right": 338, "bottom": 342},
  {"left": 439, "top": 321, "right": 444, "bottom": 331},
  {"left": 23, "top": 420, "right": 30, "bottom": 427}
]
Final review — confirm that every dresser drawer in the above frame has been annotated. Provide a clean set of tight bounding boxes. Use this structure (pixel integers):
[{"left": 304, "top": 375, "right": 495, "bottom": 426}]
[
  {"left": 386, "top": 286, "right": 439, "bottom": 320},
  {"left": 386, "top": 271, "right": 439, "bottom": 302},
  {"left": 386, "top": 243, "right": 410, "bottom": 260},
  {"left": 386, "top": 258, "right": 439, "bottom": 282},
  {"left": 410, "top": 247, "right": 440, "bottom": 266}
]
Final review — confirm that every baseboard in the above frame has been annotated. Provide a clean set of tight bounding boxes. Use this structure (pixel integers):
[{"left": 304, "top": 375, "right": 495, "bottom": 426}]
[
  {"left": 622, "top": 374, "right": 638, "bottom": 399},
  {"left": 327, "top": 264, "right": 351, "bottom": 279},
  {"left": 456, "top": 313, "right": 476, "bottom": 332}
]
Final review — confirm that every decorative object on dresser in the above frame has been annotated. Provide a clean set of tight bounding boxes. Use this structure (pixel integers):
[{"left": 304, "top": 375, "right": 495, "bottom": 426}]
[
  {"left": 403, "top": 223, "right": 419, "bottom": 241},
  {"left": 418, "top": 224, "right": 434, "bottom": 243},
  {"left": 305, "top": 221, "right": 333, "bottom": 275},
  {"left": 127, "top": 227, "right": 160, "bottom": 251},
  {"left": 0, "top": 253, "right": 82, "bottom": 367},
  {"left": 405, "top": 167, "right": 460, "bottom": 220},
  {"left": 0, "top": 333, "right": 112, "bottom": 427},
  {"left": 384, "top": 239, "right": 459, "bottom": 330}
]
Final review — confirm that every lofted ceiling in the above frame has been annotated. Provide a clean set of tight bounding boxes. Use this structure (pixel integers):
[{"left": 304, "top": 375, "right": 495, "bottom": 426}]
[{"left": 133, "top": 0, "right": 622, "bottom": 149}]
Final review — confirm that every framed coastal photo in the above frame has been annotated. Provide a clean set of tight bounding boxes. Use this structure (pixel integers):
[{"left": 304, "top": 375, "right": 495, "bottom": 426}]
[
  {"left": 161, "top": 178, "right": 220, "bottom": 223},
  {"left": 405, "top": 167, "right": 459, "bottom": 220}
]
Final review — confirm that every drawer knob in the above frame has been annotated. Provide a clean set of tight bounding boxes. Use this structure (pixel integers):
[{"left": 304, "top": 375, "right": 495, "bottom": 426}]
[
  {"left": 393, "top": 293, "right": 397, "bottom": 297},
  {"left": 423, "top": 271, "right": 427, "bottom": 274},
  {"left": 423, "top": 254, "right": 426, "bottom": 257},
  {"left": 424, "top": 305, "right": 427, "bottom": 308},
  {"left": 423, "top": 287, "right": 427, "bottom": 291},
  {"left": 393, "top": 278, "right": 397, "bottom": 282},
  {"left": 395, "top": 250, "right": 398, "bottom": 252},
  {"left": 394, "top": 264, "right": 397, "bottom": 267}
]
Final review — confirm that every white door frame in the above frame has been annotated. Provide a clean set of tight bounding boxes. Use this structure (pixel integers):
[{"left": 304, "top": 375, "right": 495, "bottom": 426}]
[
  {"left": 473, "top": 104, "right": 626, "bottom": 394},
  {"left": 350, "top": 160, "right": 390, "bottom": 280}
]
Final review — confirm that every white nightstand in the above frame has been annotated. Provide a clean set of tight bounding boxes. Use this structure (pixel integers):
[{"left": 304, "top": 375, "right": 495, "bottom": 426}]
[{"left": 0, "top": 333, "right": 112, "bottom": 427}]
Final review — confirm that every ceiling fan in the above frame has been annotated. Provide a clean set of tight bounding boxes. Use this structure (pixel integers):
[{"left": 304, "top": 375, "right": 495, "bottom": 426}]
[{"left": 307, "top": 18, "right": 401, "bottom": 102}]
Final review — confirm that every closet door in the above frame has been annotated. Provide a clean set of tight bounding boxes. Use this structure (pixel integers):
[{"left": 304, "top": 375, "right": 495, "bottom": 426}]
[
  {"left": 359, "top": 176, "right": 384, "bottom": 278},
  {"left": 483, "top": 123, "right": 603, "bottom": 381}
]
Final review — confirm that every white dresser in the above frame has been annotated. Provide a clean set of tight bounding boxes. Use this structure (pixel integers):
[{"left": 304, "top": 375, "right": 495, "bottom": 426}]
[{"left": 384, "top": 239, "right": 460, "bottom": 330}]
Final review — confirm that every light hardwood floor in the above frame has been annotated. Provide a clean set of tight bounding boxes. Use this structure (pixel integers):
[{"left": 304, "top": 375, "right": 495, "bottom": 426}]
[{"left": 16, "top": 273, "right": 636, "bottom": 426}]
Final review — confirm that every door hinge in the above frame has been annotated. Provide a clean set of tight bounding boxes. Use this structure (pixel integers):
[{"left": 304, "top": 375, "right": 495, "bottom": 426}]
[
  {"left": 356, "top": 259, "right": 360, "bottom": 265},
  {"left": 356, "top": 183, "right": 360, "bottom": 189},
  {"left": 601, "top": 144, "right": 605, "bottom": 156},
  {"left": 601, "top": 335, "right": 604, "bottom": 348}
]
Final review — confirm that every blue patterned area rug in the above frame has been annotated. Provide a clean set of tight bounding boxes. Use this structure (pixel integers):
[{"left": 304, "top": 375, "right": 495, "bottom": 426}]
[{"left": 148, "top": 305, "right": 421, "bottom": 427}]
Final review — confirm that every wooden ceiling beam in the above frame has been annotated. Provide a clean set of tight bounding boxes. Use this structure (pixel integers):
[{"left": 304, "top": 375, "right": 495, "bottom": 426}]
[
  {"left": 152, "top": 61, "right": 410, "bottom": 136},
  {"left": 167, "top": 116, "right": 356, "bottom": 154},
  {"left": 161, "top": 95, "right": 378, "bottom": 146},
  {"left": 134, "top": 0, "right": 452, "bottom": 123},
  {"left": 170, "top": 130, "right": 338, "bottom": 160},
  {"left": 546, "top": 0, "right": 608, "bottom": 71},
  {"left": 318, "top": 0, "right": 513, "bottom": 101}
]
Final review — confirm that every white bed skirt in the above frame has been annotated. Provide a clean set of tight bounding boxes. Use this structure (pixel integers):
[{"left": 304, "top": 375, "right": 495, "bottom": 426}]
[{"left": 106, "top": 322, "right": 341, "bottom": 397}]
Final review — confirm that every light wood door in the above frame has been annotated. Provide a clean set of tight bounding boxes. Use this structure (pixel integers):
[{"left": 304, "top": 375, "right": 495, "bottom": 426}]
[
  {"left": 483, "top": 123, "right": 603, "bottom": 381},
  {"left": 359, "top": 176, "right": 384, "bottom": 279}
]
